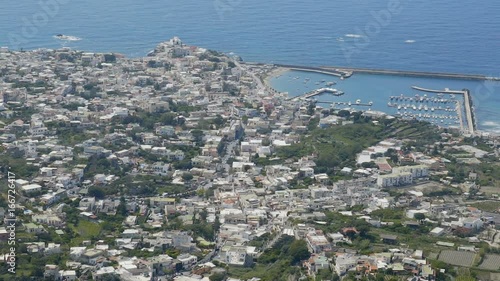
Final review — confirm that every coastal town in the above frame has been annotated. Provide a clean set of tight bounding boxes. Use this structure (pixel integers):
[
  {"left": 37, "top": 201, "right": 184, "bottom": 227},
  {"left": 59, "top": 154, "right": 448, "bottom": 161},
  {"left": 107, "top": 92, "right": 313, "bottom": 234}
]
[{"left": 0, "top": 38, "right": 500, "bottom": 281}]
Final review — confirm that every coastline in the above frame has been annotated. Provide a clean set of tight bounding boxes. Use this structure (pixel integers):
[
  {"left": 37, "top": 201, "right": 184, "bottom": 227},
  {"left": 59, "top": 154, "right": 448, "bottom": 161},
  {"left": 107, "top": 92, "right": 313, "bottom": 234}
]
[
  {"left": 263, "top": 67, "right": 288, "bottom": 83},
  {"left": 262, "top": 67, "right": 289, "bottom": 93}
]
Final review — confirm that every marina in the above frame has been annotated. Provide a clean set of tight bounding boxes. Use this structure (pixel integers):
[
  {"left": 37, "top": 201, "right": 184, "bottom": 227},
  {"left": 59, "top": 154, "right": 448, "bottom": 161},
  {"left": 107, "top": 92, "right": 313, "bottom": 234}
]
[
  {"left": 269, "top": 67, "right": 496, "bottom": 134},
  {"left": 410, "top": 86, "right": 476, "bottom": 135}
]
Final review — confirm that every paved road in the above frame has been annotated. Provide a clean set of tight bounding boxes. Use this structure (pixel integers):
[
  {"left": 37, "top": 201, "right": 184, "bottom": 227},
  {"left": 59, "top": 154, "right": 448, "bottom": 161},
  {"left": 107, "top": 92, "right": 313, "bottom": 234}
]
[
  {"left": 235, "top": 61, "right": 266, "bottom": 92},
  {"left": 220, "top": 140, "right": 239, "bottom": 173},
  {"left": 195, "top": 140, "right": 238, "bottom": 264}
]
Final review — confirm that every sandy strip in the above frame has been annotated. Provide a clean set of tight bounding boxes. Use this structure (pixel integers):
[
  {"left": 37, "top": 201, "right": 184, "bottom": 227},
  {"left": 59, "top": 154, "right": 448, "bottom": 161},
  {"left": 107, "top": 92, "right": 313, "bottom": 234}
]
[{"left": 263, "top": 67, "right": 289, "bottom": 88}]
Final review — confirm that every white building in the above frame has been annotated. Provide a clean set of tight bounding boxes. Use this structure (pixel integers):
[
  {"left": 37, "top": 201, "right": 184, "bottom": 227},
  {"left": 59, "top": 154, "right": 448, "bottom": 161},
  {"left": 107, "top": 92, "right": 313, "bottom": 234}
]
[
  {"left": 21, "top": 183, "right": 42, "bottom": 193},
  {"left": 377, "top": 172, "right": 412, "bottom": 188},
  {"left": 59, "top": 270, "right": 77, "bottom": 281},
  {"left": 462, "top": 217, "right": 483, "bottom": 230},
  {"left": 156, "top": 126, "right": 175, "bottom": 136},
  {"left": 392, "top": 165, "right": 429, "bottom": 178},
  {"left": 334, "top": 254, "right": 357, "bottom": 276},
  {"left": 177, "top": 254, "right": 198, "bottom": 269},
  {"left": 221, "top": 246, "right": 253, "bottom": 267},
  {"left": 377, "top": 165, "right": 429, "bottom": 187},
  {"left": 112, "top": 107, "right": 129, "bottom": 117}
]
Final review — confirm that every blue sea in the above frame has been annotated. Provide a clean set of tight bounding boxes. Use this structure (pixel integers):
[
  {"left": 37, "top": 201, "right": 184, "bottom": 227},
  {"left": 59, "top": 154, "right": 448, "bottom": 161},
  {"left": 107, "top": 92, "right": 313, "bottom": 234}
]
[{"left": 1, "top": 0, "right": 500, "bottom": 131}]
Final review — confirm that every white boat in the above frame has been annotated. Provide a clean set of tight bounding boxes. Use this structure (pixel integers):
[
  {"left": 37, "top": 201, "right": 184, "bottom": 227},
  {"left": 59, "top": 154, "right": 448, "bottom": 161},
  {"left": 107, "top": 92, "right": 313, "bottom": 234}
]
[
  {"left": 356, "top": 99, "right": 361, "bottom": 104},
  {"left": 54, "top": 34, "right": 81, "bottom": 41}
]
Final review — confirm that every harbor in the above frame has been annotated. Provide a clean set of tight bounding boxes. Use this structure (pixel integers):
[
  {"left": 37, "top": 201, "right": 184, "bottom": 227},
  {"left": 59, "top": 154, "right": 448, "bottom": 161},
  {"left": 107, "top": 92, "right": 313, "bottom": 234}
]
[{"left": 267, "top": 67, "right": 491, "bottom": 134}]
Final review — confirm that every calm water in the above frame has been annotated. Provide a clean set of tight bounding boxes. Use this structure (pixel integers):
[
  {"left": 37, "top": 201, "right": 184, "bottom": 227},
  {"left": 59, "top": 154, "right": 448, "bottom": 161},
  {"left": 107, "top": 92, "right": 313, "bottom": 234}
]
[
  {"left": 1, "top": 0, "right": 500, "bottom": 131},
  {"left": 271, "top": 71, "right": 500, "bottom": 133}
]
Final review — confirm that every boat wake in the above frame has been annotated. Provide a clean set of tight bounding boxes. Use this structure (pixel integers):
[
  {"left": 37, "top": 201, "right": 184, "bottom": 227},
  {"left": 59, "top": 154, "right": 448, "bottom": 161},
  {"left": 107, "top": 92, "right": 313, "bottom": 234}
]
[
  {"left": 344, "top": 34, "right": 364, "bottom": 38},
  {"left": 405, "top": 40, "right": 416, "bottom": 44},
  {"left": 54, "top": 34, "right": 82, "bottom": 41}
]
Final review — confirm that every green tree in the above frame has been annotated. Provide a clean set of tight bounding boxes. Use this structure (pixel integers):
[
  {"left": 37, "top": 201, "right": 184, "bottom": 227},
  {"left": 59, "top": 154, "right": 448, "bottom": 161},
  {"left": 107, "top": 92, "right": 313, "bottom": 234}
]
[
  {"left": 288, "top": 239, "right": 310, "bottom": 264},
  {"left": 87, "top": 186, "right": 105, "bottom": 199},
  {"left": 191, "top": 129, "right": 205, "bottom": 146},
  {"left": 117, "top": 196, "right": 128, "bottom": 216},
  {"left": 104, "top": 54, "right": 116, "bottom": 63},
  {"left": 414, "top": 213, "right": 426, "bottom": 221},
  {"left": 337, "top": 110, "right": 351, "bottom": 118},
  {"left": 182, "top": 172, "right": 194, "bottom": 182},
  {"left": 210, "top": 272, "right": 227, "bottom": 281},
  {"left": 307, "top": 101, "right": 316, "bottom": 115}
]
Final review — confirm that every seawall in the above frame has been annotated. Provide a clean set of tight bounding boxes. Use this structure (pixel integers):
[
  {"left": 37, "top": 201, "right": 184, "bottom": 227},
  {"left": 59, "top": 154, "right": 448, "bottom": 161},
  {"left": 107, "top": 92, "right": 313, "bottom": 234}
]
[{"left": 244, "top": 62, "right": 500, "bottom": 81}]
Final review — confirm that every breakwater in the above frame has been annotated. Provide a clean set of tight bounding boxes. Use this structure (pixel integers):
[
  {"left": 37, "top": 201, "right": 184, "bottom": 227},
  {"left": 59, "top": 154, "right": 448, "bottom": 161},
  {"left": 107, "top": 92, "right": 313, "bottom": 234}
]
[
  {"left": 273, "top": 64, "right": 352, "bottom": 78},
  {"left": 244, "top": 62, "right": 500, "bottom": 81},
  {"left": 321, "top": 66, "right": 498, "bottom": 81}
]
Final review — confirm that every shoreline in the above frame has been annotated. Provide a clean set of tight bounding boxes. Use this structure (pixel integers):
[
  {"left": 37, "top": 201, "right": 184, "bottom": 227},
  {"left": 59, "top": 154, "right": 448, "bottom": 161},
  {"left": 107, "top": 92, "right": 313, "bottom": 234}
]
[{"left": 262, "top": 67, "right": 289, "bottom": 93}]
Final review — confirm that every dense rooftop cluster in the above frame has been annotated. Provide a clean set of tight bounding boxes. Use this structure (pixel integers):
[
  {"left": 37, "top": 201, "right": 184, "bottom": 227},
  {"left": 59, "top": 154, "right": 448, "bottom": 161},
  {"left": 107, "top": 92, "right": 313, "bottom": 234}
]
[{"left": 0, "top": 39, "right": 500, "bottom": 281}]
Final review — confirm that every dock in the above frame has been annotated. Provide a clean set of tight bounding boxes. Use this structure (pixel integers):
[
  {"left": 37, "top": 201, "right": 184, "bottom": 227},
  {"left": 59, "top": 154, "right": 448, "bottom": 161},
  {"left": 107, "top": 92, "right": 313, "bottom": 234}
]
[
  {"left": 318, "top": 101, "right": 373, "bottom": 107},
  {"left": 411, "top": 86, "right": 476, "bottom": 135},
  {"left": 288, "top": 87, "right": 344, "bottom": 101},
  {"left": 268, "top": 64, "right": 353, "bottom": 78},
  {"left": 411, "top": 86, "right": 466, "bottom": 95}
]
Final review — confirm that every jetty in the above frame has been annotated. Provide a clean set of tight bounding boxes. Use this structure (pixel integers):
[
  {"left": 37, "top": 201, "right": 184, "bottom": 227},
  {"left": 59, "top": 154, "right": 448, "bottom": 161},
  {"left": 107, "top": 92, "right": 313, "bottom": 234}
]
[
  {"left": 245, "top": 62, "right": 500, "bottom": 81},
  {"left": 322, "top": 67, "right": 497, "bottom": 81},
  {"left": 319, "top": 101, "right": 373, "bottom": 107},
  {"left": 288, "top": 87, "right": 344, "bottom": 101},
  {"left": 411, "top": 86, "right": 466, "bottom": 95},
  {"left": 411, "top": 86, "right": 476, "bottom": 135},
  {"left": 266, "top": 63, "right": 353, "bottom": 78}
]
